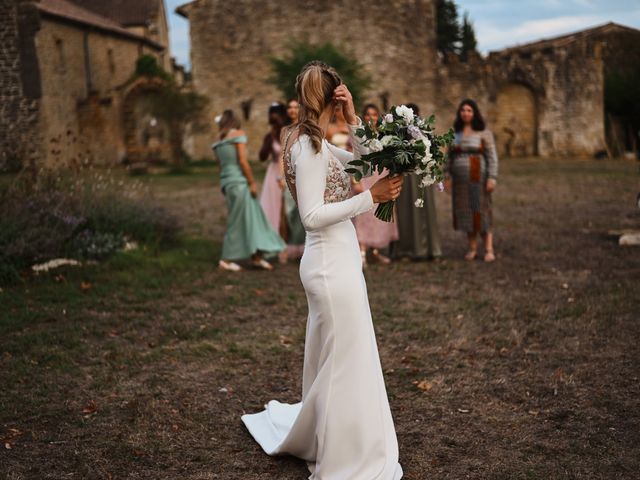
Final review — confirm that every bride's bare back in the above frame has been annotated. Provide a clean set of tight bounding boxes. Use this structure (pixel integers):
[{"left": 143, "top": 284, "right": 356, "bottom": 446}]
[{"left": 281, "top": 126, "right": 301, "bottom": 205}]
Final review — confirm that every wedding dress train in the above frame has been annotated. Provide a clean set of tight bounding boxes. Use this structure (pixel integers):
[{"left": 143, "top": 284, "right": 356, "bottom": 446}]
[{"left": 242, "top": 124, "right": 403, "bottom": 479}]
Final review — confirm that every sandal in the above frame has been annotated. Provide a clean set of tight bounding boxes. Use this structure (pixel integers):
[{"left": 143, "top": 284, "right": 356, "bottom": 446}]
[
  {"left": 484, "top": 250, "right": 496, "bottom": 263},
  {"left": 251, "top": 258, "right": 274, "bottom": 271},
  {"left": 464, "top": 250, "right": 477, "bottom": 261},
  {"left": 371, "top": 248, "right": 391, "bottom": 265},
  {"left": 218, "top": 260, "right": 242, "bottom": 272}
]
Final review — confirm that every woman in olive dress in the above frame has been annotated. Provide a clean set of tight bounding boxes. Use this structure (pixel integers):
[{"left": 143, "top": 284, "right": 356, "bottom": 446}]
[
  {"left": 393, "top": 103, "right": 442, "bottom": 260},
  {"left": 444, "top": 99, "right": 498, "bottom": 262},
  {"left": 213, "top": 110, "right": 285, "bottom": 271}
]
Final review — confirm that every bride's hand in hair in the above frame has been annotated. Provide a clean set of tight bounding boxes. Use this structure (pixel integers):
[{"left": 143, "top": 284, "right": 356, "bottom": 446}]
[{"left": 334, "top": 85, "right": 357, "bottom": 125}]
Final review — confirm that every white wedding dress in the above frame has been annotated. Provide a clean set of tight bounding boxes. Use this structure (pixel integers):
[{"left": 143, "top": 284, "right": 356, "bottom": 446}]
[{"left": 242, "top": 123, "right": 403, "bottom": 480}]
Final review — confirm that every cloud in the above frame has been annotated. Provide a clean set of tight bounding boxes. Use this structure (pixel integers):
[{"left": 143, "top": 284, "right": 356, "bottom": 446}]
[
  {"left": 165, "top": 0, "right": 640, "bottom": 65},
  {"left": 466, "top": 6, "right": 640, "bottom": 52},
  {"left": 477, "top": 14, "right": 604, "bottom": 50}
]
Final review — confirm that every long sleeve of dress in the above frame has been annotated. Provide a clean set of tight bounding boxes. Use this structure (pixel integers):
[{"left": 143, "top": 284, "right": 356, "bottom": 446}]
[
  {"left": 293, "top": 136, "right": 374, "bottom": 232},
  {"left": 483, "top": 130, "right": 499, "bottom": 179},
  {"left": 324, "top": 120, "right": 373, "bottom": 178}
]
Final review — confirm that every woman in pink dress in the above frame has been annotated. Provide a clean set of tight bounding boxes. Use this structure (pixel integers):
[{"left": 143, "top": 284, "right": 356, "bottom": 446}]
[
  {"left": 259, "top": 103, "right": 288, "bottom": 238},
  {"left": 353, "top": 104, "right": 399, "bottom": 266}
]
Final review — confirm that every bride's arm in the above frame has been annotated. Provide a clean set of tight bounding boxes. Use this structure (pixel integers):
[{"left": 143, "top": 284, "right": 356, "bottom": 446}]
[
  {"left": 324, "top": 119, "right": 373, "bottom": 177},
  {"left": 294, "top": 137, "right": 373, "bottom": 232}
]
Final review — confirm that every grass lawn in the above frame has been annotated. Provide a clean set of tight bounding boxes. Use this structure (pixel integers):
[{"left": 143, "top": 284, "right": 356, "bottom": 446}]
[{"left": 1, "top": 157, "right": 639, "bottom": 479}]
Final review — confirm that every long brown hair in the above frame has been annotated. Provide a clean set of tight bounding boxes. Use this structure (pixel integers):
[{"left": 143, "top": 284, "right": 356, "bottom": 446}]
[
  {"left": 453, "top": 99, "right": 486, "bottom": 132},
  {"left": 288, "top": 61, "right": 342, "bottom": 153},
  {"left": 218, "top": 109, "right": 241, "bottom": 139}
]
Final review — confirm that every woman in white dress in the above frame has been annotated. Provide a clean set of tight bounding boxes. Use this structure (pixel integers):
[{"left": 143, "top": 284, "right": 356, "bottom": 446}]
[{"left": 242, "top": 61, "right": 404, "bottom": 479}]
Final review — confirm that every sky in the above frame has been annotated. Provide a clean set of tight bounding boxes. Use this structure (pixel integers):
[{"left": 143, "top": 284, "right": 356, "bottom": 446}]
[{"left": 165, "top": 0, "right": 640, "bottom": 69}]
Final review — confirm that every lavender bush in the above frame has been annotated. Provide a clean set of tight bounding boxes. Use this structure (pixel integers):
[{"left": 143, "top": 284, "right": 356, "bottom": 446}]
[{"left": 0, "top": 169, "right": 180, "bottom": 284}]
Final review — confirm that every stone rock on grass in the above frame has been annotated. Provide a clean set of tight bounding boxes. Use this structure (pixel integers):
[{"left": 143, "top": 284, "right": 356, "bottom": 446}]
[{"left": 619, "top": 232, "right": 640, "bottom": 246}]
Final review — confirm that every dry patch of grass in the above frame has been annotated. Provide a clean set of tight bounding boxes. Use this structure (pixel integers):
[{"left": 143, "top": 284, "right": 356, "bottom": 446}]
[{"left": 1, "top": 158, "right": 639, "bottom": 479}]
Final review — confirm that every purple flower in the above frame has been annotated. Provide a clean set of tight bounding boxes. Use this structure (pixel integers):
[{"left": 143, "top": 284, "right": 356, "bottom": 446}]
[
  {"left": 437, "top": 181, "right": 445, "bottom": 192},
  {"left": 408, "top": 125, "right": 422, "bottom": 140}
]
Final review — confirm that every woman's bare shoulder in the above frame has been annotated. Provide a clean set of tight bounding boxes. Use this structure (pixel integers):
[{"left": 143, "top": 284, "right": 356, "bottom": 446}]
[{"left": 226, "top": 129, "right": 246, "bottom": 139}]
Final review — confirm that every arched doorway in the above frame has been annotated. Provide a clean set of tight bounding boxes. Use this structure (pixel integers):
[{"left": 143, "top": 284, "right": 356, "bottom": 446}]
[
  {"left": 494, "top": 83, "right": 538, "bottom": 157},
  {"left": 122, "top": 77, "right": 172, "bottom": 164}
]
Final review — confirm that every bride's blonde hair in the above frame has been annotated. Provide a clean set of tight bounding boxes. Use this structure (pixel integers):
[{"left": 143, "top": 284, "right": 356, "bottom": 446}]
[{"left": 289, "top": 61, "right": 342, "bottom": 153}]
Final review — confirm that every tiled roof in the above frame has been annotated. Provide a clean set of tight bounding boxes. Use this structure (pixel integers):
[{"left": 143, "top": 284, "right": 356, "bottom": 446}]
[
  {"left": 68, "top": 0, "right": 160, "bottom": 27},
  {"left": 38, "top": 0, "right": 163, "bottom": 50},
  {"left": 175, "top": 1, "right": 198, "bottom": 18}
]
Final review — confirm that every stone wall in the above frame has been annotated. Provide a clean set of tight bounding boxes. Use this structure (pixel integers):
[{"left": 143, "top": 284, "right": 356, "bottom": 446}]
[
  {"left": 36, "top": 16, "right": 166, "bottom": 166},
  {"left": 181, "top": 2, "right": 637, "bottom": 160},
  {"left": 1, "top": 0, "right": 173, "bottom": 170},
  {"left": 0, "top": 0, "right": 42, "bottom": 171},
  {"left": 433, "top": 42, "right": 606, "bottom": 158},
  {"left": 179, "top": 0, "right": 437, "bottom": 160},
  {"left": 488, "top": 41, "right": 605, "bottom": 157}
]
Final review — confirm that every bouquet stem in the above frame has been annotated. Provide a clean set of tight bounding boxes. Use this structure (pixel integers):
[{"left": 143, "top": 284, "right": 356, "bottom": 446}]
[{"left": 375, "top": 201, "right": 395, "bottom": 222}]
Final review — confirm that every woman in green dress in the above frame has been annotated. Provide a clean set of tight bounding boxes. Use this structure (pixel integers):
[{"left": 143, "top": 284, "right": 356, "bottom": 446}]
[{"left": 212, "top": 110, "right": 286, "bottom": 271}]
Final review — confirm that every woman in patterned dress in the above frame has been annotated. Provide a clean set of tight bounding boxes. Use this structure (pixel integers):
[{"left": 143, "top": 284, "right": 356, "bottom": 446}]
[{"left": 444, "top": 99, "right": 498, "bottom": 262}]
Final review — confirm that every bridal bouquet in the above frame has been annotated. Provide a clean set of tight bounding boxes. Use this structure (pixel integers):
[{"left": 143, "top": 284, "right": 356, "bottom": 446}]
[{"left": 346, "top": 105, "right": 454, "bottom": 222}]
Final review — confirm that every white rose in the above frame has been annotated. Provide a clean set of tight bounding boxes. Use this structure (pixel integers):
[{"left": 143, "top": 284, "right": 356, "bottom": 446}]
[
  {"left": 384, "top": 113, "right": 394, "bottom": 123},
  {"left": 381, "top": 135, "right": 394, "bottom": 147},
  {"left": 369, "top": 139, "right": 383, "bottom": 152},
  {"left": 421, "top": 175, "right": 436, "bottom": 188},
  {"left": 395, "top": 105, "right": 414, "bottom": 124},
  {"left": 414, "top": 198, "right": 424, "bottom": 208},
  {"left": 421, "top": 152, "right": 434, "bottom": 166}
]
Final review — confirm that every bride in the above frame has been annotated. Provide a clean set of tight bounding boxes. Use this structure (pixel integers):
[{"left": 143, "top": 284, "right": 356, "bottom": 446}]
[{"left": 242, "top": 61, "right": 404, "bottom": 479}]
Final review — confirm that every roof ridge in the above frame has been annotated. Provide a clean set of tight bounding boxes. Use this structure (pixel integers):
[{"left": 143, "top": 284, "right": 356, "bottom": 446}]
[
  {"left": 38, "top": 0, "right": 164, "bottom": 50},
  {"left": 67, "top": 0, "right": 160, "bottom": 27},
  {"left": 491, "top": 22, "right": 640, "bottom": 54}
]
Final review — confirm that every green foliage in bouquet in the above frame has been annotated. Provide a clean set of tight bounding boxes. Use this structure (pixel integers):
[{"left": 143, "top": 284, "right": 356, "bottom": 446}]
[{"left": 345, "top": 105, "right": 454, "bottom": 222}]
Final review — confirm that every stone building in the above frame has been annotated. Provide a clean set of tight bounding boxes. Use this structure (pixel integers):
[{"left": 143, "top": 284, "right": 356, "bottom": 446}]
[
  {"left": 438, "top": 22, "right": 640, "bottom": 157},
  {"left": 0, "top": 0, "right": 180, "bottom": 170},
  {"left": 177, "top": 0, "right": 640, "bottom": 160},
  {"left": 177, "top": 0, "right": 438, "bottom": 160}
]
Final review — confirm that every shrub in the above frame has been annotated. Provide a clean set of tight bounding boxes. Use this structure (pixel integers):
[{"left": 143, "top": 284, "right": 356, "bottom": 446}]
[
  {"left": 269, "top": 40, "right": 371, "bottom": 108},
  {"left": 0, "top": 169, "right": 180, "bottom": 284}
]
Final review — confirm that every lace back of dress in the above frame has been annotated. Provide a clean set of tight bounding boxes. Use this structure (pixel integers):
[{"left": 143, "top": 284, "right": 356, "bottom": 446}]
[{"left": 282, "top": 127, "right": 300, "bottom": 204}]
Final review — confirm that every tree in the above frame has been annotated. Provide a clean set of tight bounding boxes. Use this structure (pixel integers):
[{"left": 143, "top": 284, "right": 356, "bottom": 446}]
[
  {"left": 436, "top": 0, "right": 461, "bottom": 56},
  {"left": 134, "top": 56, "right": 208, "bottom": 166},
  {"left": 269, "top": 40, "right": 371, "bottom": 108},
  {"left": 460, "top": 12, "right": 478, "bottom": 61}
]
